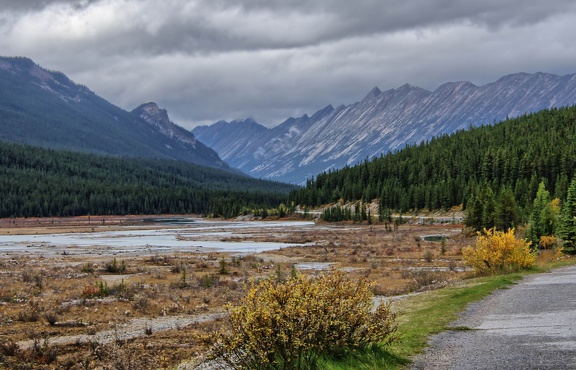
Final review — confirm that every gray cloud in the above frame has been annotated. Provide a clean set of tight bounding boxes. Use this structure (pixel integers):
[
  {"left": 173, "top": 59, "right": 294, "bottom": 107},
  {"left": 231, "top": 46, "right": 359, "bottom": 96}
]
[
  {"left": 1, "top": 0, "right": 576, "bottom": 128},
  {"left": 1, "top": 0, "right": 99, "bottom": 12}
]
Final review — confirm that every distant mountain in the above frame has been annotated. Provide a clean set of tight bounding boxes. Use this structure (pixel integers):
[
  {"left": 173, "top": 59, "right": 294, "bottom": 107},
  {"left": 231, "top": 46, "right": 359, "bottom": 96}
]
[
  {"left": 0, "top": 56, "right": 229, "bottom": 170},
  {"left": 193, "top": 72, "right": 576, "bottom": 184}
]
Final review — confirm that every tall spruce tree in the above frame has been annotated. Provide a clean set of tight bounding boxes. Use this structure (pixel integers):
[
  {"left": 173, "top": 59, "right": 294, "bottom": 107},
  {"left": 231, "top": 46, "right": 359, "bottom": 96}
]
[
  {"left": 527, "top": 182, "right": 549, "bottom": 245},
  {"left": 482, "top": 187, "right": 497, "bottom": 230},
  {"left": 465, "top": 193, "right": 484, "bottom": 231},
  {"left": 559, "top": 176, "right": 576, "bottom": 252},
  {"left": 465, "top": 184, "right": 498, "bottom": 232},
  {"left": 496, "top": 187, "right": 519, "bottom": 231}
]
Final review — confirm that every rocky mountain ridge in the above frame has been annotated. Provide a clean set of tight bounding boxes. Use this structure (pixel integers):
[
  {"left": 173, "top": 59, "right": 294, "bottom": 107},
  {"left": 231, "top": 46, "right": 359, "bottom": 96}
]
[
  {"left": 193, "top": 72, "right": 576, "bottom": 184},
  {"left": 132, "top": 102, "right": 198, "bottom": 148},
  {"left": 0, "top": 56, "right": 229, "bottom": 170}
]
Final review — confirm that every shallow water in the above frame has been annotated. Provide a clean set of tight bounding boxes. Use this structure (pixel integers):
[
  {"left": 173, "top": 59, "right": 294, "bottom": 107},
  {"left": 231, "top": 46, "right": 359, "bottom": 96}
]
[
  {"left": 294, "top": 262, "right": 335, "bottom": 270},
  {"left": 0, "top": 219, "right": 316, "bottom": 257}
]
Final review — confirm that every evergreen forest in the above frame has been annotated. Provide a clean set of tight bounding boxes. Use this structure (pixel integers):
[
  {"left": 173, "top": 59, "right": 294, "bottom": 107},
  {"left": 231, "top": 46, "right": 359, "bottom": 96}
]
[
  {"left": 0, "top": 142, "right": 295, "bottom": 218},
  {"left": 288, "top": 105, "right": 576, "bottom": 248}
]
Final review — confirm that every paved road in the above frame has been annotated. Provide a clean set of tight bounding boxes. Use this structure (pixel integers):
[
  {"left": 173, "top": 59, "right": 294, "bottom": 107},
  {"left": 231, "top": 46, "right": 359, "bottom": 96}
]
[{"left": 412, "top": 265, "right": 576, "bottom": 369}]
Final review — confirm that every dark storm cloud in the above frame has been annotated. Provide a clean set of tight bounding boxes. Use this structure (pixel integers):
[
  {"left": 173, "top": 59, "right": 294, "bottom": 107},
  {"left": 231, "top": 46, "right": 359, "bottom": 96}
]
[
  {"left": 1, "top": 0, "right": 576, "bottom": 128},
  {"left": 1, "top": 0, "right": 98, "bottom": 12},
  {"left": 7, "top": 0, "right": 575, "bottom": 56}
]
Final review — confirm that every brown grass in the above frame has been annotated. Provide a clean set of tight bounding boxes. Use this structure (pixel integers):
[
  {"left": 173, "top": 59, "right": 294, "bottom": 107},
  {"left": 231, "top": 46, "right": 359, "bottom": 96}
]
[{"left": 0, "top": 216, "right": 474, "bottom": 368}]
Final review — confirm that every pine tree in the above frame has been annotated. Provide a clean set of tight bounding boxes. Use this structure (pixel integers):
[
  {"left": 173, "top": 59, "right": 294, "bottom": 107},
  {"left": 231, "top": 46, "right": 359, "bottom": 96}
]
[
  {"left": 481, "top": 186, "right": 497, "bottom": 230},
  {"left": 559, "top": 177, "right": 576, "bottom": 252},
  {"left": 496, "top": 187, "right": 519, "bottom": 231},
  {"left": 465, "top": 194, "right": 483, "bottom": 231},
  {"left": 465, "top": 184, "right": 499, "bottom": 232},
  {"left": 526, "top": 182, "right": 550, "bottom": 246}
]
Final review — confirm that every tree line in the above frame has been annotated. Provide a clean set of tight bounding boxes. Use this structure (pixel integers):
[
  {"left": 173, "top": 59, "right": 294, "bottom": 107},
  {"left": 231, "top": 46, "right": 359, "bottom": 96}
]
[
  {"left": 0, "top": 142, "right": 295, "bottom": 218},
  {"left": 289, "top": 106, "right": 576, "bottom": 213},
  {"left": 288, "top": 106, "right": 576, "bottom": 250}
]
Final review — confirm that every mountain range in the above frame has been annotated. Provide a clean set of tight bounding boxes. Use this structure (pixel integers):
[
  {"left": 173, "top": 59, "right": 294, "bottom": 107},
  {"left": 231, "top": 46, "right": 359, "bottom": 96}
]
[
  {"left": 0, "top": 56, "right": 229, "bottom": 170},
  {"left": 193, "top": 72, "right": 576, "bottom": 184},
  {"left": 3, "top": 56, "right": 576, "bottom": 187}
]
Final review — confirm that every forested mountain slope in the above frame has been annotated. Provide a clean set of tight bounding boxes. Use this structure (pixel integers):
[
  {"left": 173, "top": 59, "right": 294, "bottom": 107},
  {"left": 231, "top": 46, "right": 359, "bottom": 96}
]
[
  {"left": 0, "top": 56, "right": 228, "bottom": 170},
  {"left": 194, "top": 72, "right": 576, "bottom": 184},
  {"left": 0, "top": 142, "right": 295, "bottom": 218},
  {"left": 288, "top": 106, "right": 576, "bottom": 216}
]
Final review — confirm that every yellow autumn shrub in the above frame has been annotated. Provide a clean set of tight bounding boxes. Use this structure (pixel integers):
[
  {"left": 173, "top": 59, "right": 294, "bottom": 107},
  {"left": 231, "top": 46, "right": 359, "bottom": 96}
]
[
  {"left": 539, "top": 235, "right": 557, "bottom": 249},
  {"left": 212, "top": 270, "right": 397, "bottom": 369},
  {"left": 462, "top": 228, "right": 536, "bottom": 275}
]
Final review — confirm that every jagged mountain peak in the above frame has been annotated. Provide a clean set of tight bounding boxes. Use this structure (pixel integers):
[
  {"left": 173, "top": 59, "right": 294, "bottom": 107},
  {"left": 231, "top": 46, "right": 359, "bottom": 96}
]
[
  {"left": 133, "top": 102, "right": 170, "bottom": 124},
  {"left": 132, "top": 102, "right": 200, "bottom": 148},
  {"left": 136, "top": 101, "right": 162, "bottom": 112},
  {"left": 434, "top": 80, "right": 477, "bottom": 93},
  {"left": 0, "top": 56, "right": 35, "bottom": 74},
  {"left": 397, "top": 83, "right": 415, "bottom": 90},
  {"left": 364, "top": 86, "right": 382, "bottom": 99},
  {"left": 310, "top": 104, "right": 335, "bottom": 121},
  {"left": 0, "top": 55, "right": 230, "bottom": 170},
  {"left": 230, "top": 118, "right": 260, "bottom": 125},
  {"left": 0, "top": 56, "right": 89, "bottom": 104},
  {"left": 494, "top": 71, "right": 570, "bottom": 85},
  {"left": 194, "top": 71, "right": 576, "bottom": 184},
  {"left": 391, "top": 83, "right": 429, "bottom": 97},
  {"left": 208, "top": 118, "right": 269, "bottom": 132},
  {"left": 0, "top": 57, "right": 73, "bottom": 86}
]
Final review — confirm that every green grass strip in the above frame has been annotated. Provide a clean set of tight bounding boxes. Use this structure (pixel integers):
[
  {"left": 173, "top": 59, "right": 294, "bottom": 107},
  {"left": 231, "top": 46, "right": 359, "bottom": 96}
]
[
  {"left": 320, "top": 257, "right": 576, "bottom": 370},
  {"left": 320, "top": 274, "right": 522, "bottom": 369},
  {"left": 322, "top": 256, "right": 576, "bottom": 369}
]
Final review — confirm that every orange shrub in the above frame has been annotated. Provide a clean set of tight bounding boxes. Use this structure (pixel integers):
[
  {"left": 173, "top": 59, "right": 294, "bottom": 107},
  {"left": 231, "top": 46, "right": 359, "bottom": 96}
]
[
  {"left": 81, "top": 281, "right": 109, "bottom": 298},
  {"left": 463, "top": 229, "right": 536, "bottom": 275}
]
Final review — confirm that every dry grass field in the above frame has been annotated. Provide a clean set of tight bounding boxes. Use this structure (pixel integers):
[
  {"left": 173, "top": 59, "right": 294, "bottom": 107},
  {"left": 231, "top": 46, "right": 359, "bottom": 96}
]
[{"left": 0, "top": 215, "right": 472, "bottom": 369}]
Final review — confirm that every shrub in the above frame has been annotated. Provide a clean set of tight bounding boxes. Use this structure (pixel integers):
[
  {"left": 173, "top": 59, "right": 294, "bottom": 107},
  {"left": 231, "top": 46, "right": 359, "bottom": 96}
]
[
  {"left": 212, "top": 270, "right": 397, "bottom": 369},
  {"left": 81, "top": 281, "right": 110, "bottom": 298},
  {"left": 539, "top": 235, "right": 557, "bottom": 250},
  {"left": 407, "top": 270, "right": 446, "bottom": 292},
  {"left": 30, "top": 338, "right": 58, "bottom": 364},
  {"left": 219, "top": 258, "right": 229, "bottom": 275},
  {"left": 80, "top": 263, "right": 94, "bottom": 273},
  {"left": 109, "top": 280, "right": 131, "bottom": 299},
  {"left": 18, "top": 309, "right": 40, "bottom": 322},
  {"left": 43, "top": 312, "right": 59, "bottom": 326},
  {"left": 0, "top": 341, "right": 20, "bottom": 357},
  {"left": 171, "top": 263, "right": 184, "bottom": 273},
  {"left": 131, "top": 295, "right": 149, "bottom": 312},
  {"left": 198, "top": 274, "right": 220, "bottom": 288},
  {"left": 462, "top": 229, "right": 536, "bottom": 275},
  {"left": 104, "top": 258, "right": 127, "bottom": 273}
]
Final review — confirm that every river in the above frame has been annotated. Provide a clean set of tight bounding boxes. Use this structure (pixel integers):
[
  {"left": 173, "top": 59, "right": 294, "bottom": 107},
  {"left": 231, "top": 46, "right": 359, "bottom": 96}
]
[{"left": 0, "top": 219, "right": 316, "bottom": 257}]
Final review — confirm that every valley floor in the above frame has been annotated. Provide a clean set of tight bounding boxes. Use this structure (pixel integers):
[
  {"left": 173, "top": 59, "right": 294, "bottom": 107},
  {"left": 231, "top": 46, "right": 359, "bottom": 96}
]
[{"left": 0, "top": 215, "right": 472, "bottom": 369}]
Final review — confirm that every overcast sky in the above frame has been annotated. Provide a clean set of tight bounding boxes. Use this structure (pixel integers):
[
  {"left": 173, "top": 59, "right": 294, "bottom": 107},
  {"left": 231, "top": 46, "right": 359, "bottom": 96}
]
[{"left": 1, "top": 0, "right": 576, "bottom": 128}]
